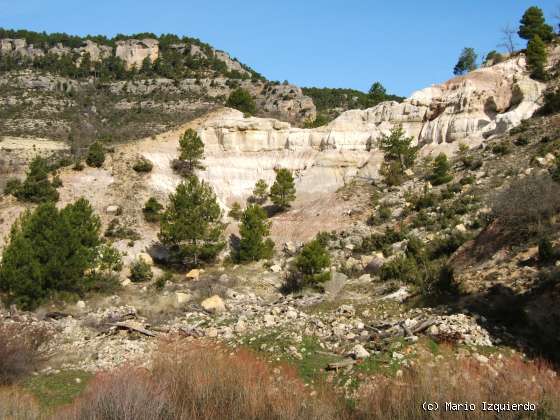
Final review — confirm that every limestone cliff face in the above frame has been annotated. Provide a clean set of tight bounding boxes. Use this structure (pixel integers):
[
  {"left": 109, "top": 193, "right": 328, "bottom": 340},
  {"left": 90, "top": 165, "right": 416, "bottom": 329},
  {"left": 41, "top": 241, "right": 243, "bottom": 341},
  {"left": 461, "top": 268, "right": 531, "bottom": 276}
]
[
  {"left": 115, "top": 39, "right": 160, "bottom": 70},
  {"left": 196, "top": 54, "right": 544, "bottom": 203}
]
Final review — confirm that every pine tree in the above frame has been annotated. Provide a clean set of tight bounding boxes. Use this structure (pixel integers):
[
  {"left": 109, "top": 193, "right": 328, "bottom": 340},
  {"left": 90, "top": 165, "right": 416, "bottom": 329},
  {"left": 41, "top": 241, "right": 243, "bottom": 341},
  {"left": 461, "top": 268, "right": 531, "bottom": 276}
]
[
  {"left": 453, "top": 48, "right": 478, "bottom": 75},
  {"left": 228, "top": 202, "right": 243, "bottom": 220},
  {"left": 250, "top": 179, "right": 269, "bottom": 204},
  {"left": 526, "top": 35, "right": 547, "bottom": 80},
  {"left": 237, "top": 204, "right": 274, "bottom": 262},
  {"left": 143, "top": 197, "right": 163, "bottom": 222},
  {"left": 294, "top": 239, "right": 331, "bottom": 286},
  {"left": 86, "top": 142, "right": 105, "bottom": 168},
  {"left": 430, "top": 153, "right": 453, "bottom": 185},
  {"left": 159, "top": 176, "right": 225, "bottom": 266},
  {"left": 14, "top": 156, "right": 59, "bottom": 203},
  {"left": 518, "top": 6, "right": 554, "bottom": 42},
  {"left": 177, "top": 128, "right": 205, "bottom": 174},
  {"left": 378, "top": 125, "right": 417, "bottom": 186},
  {"left": 270, "top": 168, "right": 296, "bottom": 210},
  {"left": 0, "top": 199, "right": 102, "bottom": 309}
]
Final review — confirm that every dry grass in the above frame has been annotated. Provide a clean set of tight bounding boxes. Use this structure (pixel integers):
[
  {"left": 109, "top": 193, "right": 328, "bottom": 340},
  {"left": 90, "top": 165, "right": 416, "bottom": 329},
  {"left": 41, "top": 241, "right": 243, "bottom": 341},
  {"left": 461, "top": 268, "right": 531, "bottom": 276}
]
[
  {"left": 31, "top": 340, "right": 560, "bottom": 419},
  {"left": 354, "top": 351, "right": 560, "bottom": 419},
  {"left": 61, "top": 340, "right": 347, "bottom": 420},
  {"left": 0, "top": 387, "right": 41, "bottom": 420},
  {"left": 0, "top": 323, "right": 50, "bottom": 385}
]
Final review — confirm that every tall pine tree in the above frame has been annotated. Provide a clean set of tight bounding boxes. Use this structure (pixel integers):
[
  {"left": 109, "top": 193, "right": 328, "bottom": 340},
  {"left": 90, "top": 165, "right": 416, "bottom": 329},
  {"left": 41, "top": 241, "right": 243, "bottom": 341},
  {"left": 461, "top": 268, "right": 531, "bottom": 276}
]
[
  {"left": 270, "top": 168, "right": 296, "bottom": 211},
  {"left": 159, "top": 176, "right": 225, "bottom": 266},
  {"left": 237, "top": 204, "right": 274, "bottom": 262}
]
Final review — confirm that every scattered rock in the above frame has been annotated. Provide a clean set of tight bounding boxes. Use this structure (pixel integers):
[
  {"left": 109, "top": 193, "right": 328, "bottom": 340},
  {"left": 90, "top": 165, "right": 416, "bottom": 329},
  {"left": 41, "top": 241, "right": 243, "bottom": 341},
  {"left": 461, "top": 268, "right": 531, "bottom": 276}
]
[{"left": 201, "top": 295, "right": 226, "bottom": 314}]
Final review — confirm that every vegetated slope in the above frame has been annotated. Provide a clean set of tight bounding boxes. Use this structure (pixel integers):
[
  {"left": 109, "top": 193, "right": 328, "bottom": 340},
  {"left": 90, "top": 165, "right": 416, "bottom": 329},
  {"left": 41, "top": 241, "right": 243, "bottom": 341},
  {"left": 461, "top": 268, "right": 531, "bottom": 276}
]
[
  {"left": 0, "top": 29, "right": 316, "bottom": 146},
  {"left": 302, "top": 84, "right": 405, "bottom": 125}
]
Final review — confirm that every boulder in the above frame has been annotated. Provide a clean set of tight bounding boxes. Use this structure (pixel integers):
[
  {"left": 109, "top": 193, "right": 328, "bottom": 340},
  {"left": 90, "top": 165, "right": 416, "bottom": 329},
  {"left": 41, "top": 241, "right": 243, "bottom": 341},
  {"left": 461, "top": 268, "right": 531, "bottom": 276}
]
[
  {"left": 269, "top": 264, "right": 282, "bottom": 273},
  {"left": 106, "top": 205, "right": 120, "bottom": 215},
  {"left": 137, "top": 252, "right": 153, "bottom": 266},
  {"left": 186, "top": 269, "right": 202, "bottom": 281},
  {"left": 351, "top": 344, "right": 370, "bottom": 359},
  {"left": 175, "top": 292, "right": 191, "bottom": 305},
  {"left": 201, "top": 295, "right": 226, "bottom": 314}
]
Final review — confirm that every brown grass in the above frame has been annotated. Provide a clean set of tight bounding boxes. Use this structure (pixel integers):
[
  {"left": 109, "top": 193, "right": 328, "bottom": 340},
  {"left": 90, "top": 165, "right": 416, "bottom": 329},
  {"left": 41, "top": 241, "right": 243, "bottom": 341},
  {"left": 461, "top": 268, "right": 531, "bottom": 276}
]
[
  {"left": 0, "top": 387, "right": 40, "bottom": 420},
  {"left": 49, "top": 340, "right": 560, "bottom": 419},
  {"left": 61, "top": 340, "right": 347, "bottom": 420},
  {"left": 354, "top": 351, "right": 560, "bottom": 419},
  {"left": 0, "top": 323, "right": 50, "bottom": 385}
]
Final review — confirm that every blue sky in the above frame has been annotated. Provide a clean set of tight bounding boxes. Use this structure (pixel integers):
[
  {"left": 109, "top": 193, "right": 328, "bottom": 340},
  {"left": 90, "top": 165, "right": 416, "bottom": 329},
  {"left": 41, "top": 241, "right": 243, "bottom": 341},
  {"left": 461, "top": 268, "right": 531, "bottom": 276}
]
[{"left": 1, "top": 0, "right": 558, "bottom": 96}]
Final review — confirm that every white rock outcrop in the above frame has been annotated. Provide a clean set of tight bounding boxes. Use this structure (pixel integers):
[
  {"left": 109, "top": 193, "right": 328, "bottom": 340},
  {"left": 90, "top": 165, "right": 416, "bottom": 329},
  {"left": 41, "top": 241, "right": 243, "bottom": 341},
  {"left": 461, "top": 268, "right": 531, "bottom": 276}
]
[
  {"left": 193, "top": 54, "right": 544, "bottom": 203},
  {"left": 115, "top": 39, "right": 160, "bottom": 70}
]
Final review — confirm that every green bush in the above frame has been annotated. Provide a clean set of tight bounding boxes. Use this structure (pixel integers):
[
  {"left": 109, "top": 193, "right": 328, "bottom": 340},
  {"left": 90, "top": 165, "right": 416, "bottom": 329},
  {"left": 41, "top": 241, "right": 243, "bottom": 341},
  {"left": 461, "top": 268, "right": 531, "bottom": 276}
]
[
  {"left": 14, "top": 156, "right": 59, "bottom": 203},
  {"left": 86, "top": 142, "right": 105, "bottom": 168},
  {"left": 285, "top": 239, "right": 331, "bottom": 291},
  {"left": 228, "top": 202, "right": 243, "bottom": 221},
  {"left": 105, "top": 219, "right": 140, "bottom": 240},
  {"left": 143, "top": 197, "right": 163, "bottom": 223},
  {"left": 129, "top": 259, "right": 153, "bottom": 283},
  {"left": 491, "top": 142, "right": 511, "bottom": 155},
  {"left": 0, "top": 198, "right": 102, "bottom": 309},
  {"left": 429, "top": 153, "right": 453, "bottom": 185},
  {"left": 367, "top": 202, "right": 392, "bottom": 226},
  {"left": 540, "top": 89, "right": 560, "bottom": 115},
  {"left": 538, "top": 237, "right": 556, "bottom": 264},
  {"left": 132, "top": 157, "right": 153, "bottom": 173},
  {"left": 225, "top": 88, "right": 256, "bottom": 115},
  {"left": 4, "top": 178, "right": 21, "bottom": 196}
]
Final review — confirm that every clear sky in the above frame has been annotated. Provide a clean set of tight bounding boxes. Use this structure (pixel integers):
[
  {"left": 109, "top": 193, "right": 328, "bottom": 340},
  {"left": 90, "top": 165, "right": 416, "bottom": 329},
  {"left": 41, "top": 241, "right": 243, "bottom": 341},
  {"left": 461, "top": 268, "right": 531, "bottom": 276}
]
[{"left": 1, "top": 0, "right": 558, "bottom": 96}]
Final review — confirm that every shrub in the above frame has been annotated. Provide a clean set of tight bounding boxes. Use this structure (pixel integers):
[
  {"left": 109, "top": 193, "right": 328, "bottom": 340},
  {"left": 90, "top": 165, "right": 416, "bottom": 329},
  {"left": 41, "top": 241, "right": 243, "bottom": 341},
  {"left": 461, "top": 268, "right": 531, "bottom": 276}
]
[
  {"left": 249, "top": 179, "right": 269, "bottom": 205},
  {"left": 85, "top": 142, "right": 105, "bottom": 168},
  {"left": 72, "top": 160, "right": 84, "bottom": 171},
  {"left": 132, "top": 157, "right": 153, "bottom": 173},
  {"left": 0, "top": 323, "right": 50, "bottom": 385},
  {"left": 143, "top": 197, "right": 163, "bottom": 223},
  {"left": 491, "top": 174, "right": 560, "bottom": 241},
  {"left": 367, "top": 202, "right": 391, "bottom": 226},
  {"left": 225, "top": 88, "right": 256, "bottom": 115},
  {"left": 541, "top": 89, "right": 560, "bottom": 115},
  {"left": 429, "top": 153, "right": 453, "bottom": 185},
  {"left": 3, "top": 178, "right": 21, "bottom": 196},
  {"left": 129, "top": 258, "right": 153, "bottom": 283},
  {"left": 14, "top": 156, "right": 59, "bottom": 203},
  {"left": 228, "top": 202, "right": 243, "bottom": 220},
  {"left": 491, "top": 142, "right": 511, "bottom": 155},
  {"left": 105, "top": 218, "right": 140, "bottom": 240},
  {"left": 285, "top": 239, "right": 331, "bottom": 291},
  {"left": 538, "top": 237, "right": 556, "bottom": 264}
]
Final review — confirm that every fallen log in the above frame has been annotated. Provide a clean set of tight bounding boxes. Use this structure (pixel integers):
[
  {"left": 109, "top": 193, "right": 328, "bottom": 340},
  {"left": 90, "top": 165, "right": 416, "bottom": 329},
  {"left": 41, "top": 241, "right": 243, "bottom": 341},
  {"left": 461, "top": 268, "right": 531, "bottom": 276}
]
[
  {"left": 107, "top": 322, "right": 157, "bottom": 337},
  {"left": 45, "top": 311, "right": 70, "bottom": 320},
  {"left": 327, "top": 359, "right": 357, "bottom": 371},
  {"left": 411, "top": 318, "right": 436, "bottom": 334}
]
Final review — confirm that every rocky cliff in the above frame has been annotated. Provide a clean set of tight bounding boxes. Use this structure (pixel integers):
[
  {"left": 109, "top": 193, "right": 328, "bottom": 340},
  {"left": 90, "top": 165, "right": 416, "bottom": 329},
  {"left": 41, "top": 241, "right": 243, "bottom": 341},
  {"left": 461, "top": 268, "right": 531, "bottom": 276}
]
[{"left": 194, "top": 54, "right": 545, "bottom": 202}]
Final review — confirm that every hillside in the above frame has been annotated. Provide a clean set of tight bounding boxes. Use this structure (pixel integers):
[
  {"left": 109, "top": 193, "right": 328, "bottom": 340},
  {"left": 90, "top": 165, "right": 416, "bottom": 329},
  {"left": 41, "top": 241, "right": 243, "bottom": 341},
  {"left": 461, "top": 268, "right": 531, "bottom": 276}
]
[
  {"left": 2, "top": 11, "right": 560, "bottom": 419},
  {"left": 0, "top": 29, "right": 316, "bottom": 145}
]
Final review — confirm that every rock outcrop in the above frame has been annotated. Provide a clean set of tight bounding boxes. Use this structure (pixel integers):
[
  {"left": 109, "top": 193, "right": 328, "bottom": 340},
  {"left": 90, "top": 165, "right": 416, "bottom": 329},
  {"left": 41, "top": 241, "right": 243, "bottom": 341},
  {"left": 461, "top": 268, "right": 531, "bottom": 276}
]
[
  {"left": 196, "top": 54, "right": 544, "bottom": 202},
  {"left": 115, "top": 39, "right": 160, "bottom": 70}
]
